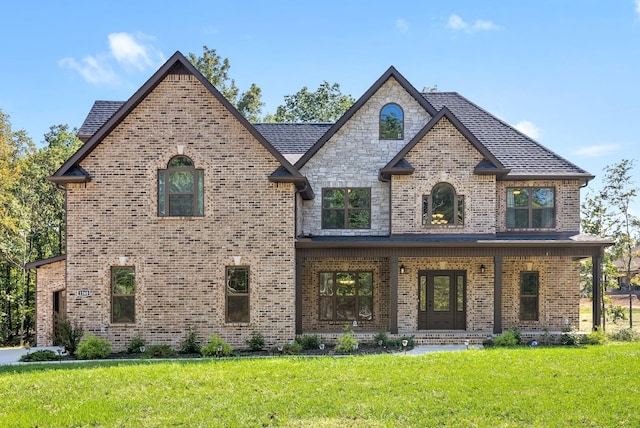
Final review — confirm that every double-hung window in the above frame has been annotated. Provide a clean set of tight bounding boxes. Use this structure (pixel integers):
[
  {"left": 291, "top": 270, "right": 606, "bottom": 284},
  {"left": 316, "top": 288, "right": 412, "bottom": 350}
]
[
  {"left": 506, "top": 187, "right": 555, "bottom": 228},
  {"left": 322, "top": 188, "right": 371, "bottom": 229},
  {"left": 112, "top": 267, "right": 135, "bottom": 323},
  {"left": 226, "top": 267, "right": 249, "bottom": 323}
]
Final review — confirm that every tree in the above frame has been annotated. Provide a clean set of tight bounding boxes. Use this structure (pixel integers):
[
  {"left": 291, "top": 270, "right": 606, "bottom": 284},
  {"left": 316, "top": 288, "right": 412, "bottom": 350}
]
[
  {"left": 264, "top": 81, "right": 355, "bottom": 123},
  {"left": 0, "top": 112, "right": 81, "bottom": 345},
  {"left": 188, "top": 46, "right": 264, "bottom": 122},
  {"left": 601, "top": 159, "right": 640, "bottom": 329}
]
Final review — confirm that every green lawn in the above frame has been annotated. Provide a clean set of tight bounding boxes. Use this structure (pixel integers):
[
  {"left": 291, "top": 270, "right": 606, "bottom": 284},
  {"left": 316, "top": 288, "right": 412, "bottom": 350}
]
[{"left": 1, "top": 344, "right": 639, "bottom": 427}]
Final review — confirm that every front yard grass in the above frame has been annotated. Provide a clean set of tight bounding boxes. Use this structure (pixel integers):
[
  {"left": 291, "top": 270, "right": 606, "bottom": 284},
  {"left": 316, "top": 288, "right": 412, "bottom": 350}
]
[{"left": 1, "top": 343, "right": 639, "bottom": 427}]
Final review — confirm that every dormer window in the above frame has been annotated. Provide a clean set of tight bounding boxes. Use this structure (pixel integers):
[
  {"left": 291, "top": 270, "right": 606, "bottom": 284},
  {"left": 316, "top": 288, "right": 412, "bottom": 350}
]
[
  {"left": 158, "top": 156, "right": 204, "bottom": 217},
  {"left": 380, "top": 103, "right": 404, "bottom": 139},
  {"left": 422, "top": 183, "right": 464, "bottom": 226}
]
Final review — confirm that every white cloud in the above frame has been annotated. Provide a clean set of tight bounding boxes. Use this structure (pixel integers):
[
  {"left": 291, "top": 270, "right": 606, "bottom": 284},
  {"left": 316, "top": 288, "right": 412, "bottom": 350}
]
[
  {"left": 60, "top": 32, "right": 164, "bottom": 85},
  {"left": 396, "top": 18, "right": 409, "bottom": 33},
  {"left": 514, "top": 121, "right": 540, "bottom": 139},
  {"left": 108, "top": 32, "right": 164, "bottom": 71},
  {"left": 447, "top": 14, "right": 500, "bottom": 33},
  {"left": 572, "top": 144, "right": 621, "bottom": 158},
  {"left": 58, "top": 55, "right": 120, "bottom": 85}
]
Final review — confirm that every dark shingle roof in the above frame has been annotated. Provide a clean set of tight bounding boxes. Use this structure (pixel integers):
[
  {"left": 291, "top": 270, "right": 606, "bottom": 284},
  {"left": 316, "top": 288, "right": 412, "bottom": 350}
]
[
  {"left": 422, "top": 92, "right": 591, "bottom": 178},
  {"left": 74, "top": 88, "right": 591, "bottom": 180},
  {"left": 77, "top": 101, "right": 125, "bottom": 142},
  {"left": 253, "top": 123, "right": 331, "bottom": 154}
]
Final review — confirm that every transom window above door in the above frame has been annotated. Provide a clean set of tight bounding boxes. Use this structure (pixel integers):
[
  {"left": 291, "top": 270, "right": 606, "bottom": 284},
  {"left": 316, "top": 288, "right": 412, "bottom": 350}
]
[{"left": 158, "top": 156, "right": 204, "bottom": 217}]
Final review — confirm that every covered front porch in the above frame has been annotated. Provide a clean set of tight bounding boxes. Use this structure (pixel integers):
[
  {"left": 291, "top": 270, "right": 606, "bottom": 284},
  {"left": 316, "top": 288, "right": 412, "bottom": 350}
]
[{"left": 295, "top": 234, "right": 609, "bottom": 344}]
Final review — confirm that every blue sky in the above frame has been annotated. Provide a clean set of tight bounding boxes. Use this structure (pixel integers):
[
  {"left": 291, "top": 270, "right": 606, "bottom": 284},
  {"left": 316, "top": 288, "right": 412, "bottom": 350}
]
[{"left": 1, "top": 0, "right": 639, "bottom": 210}]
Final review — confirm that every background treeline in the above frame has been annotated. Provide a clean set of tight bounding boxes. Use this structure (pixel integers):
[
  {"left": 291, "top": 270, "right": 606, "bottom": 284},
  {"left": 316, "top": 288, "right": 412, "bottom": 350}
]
[{"left": 0, "top": 111, "right": 80, "bottom": 345}]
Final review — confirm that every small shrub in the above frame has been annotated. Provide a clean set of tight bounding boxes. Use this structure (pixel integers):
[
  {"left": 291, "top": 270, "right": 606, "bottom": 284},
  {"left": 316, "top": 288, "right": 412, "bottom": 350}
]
[
  {"left": 387, "top": 336, "right": 415, "bottom": 349},
  {"left": 493, "top": 330, "right": 520, "bottom": 347},
  {"left": 606, "top": 305, "right": 626, "bottom": 323},
  {"left": 77, "top": 334, "right": 111, "bottom": 359},
  {"left": 246, "top": 331, "right": 266, "bottom": 351},
  {"left": 582, "top": 328, "right": 606, "bottom": 345},
  {"left": 54, "top": 316, "right": 84, "bottom": 357},
  {"left": 609, "top": 328, "right": 638, "bottom": 342},
  {"left": 374, "top": 331, "right": 389, "bottom": 347},
  {"left": 180, "top": 328, "right": 201, "bottom": 354},
  {"left": 282, "top": 341, "right": 302, "bottom": 355},
  {"left": 201, "top": 334, "right": 233, "bottom": 357},
  {"left": 334, "top": 329, "right": 358, "bottom": 353},
  {"left": 144, "top": 344, "right": 176, "bottom": 359},
  {"left": 19, "top": 349, "right": 60, "bottom": 362},
  {"left": 561, "top": 327, "right": 579, "bottom": 346},
  {"left": 126, "top": 334, "right": 146, "bottom": 354},
  {"left": 295, "top": 334, "right": 320, "bottom": 350}
]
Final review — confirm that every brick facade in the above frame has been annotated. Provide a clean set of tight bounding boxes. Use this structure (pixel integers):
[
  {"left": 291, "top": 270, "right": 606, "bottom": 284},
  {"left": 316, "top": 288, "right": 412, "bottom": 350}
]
[
  {"left": 62, "top": 73, "right": 296, "bottom": 350},
  {"left": 34, "top": 55, "right": 601, "bottom": 349}
]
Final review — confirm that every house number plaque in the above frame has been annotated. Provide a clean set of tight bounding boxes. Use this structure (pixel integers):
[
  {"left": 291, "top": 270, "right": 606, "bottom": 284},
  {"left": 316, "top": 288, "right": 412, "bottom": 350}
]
[{"left": 76, "top": 289, "right": 91, "bottom": 297}]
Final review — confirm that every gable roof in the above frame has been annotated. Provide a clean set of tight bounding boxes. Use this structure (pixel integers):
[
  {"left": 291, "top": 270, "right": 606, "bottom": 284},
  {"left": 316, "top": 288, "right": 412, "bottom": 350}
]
[
  {"left": 52, "top": 51, "right": 312, "bottom": 198},
  {"left": 253, "top": 123, "right": 332, "bottom": 155},
  {"left": 293, "top": 66, "right": 437, "bottom": 169},
  {"left": 422, "top": 92, "right": 593, "bottom": 180},
  {"left": 77, "top": 101, "right": 125, "bottom": 142},
  {"left": 381, "top": 107, "right": 509, "bottom": 181}
]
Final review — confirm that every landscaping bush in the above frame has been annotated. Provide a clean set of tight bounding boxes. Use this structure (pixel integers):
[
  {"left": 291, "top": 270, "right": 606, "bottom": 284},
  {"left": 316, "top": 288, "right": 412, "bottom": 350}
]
[
  {"left": 388, "top": 336, "right": 415, "bottom": 349},
  {"left": 334, "top": 329, "right": 358, "bottom": 353},
  {"left": 295, "top": 334, "right": 320, "bottom": 350},
  {"left": 143, "top": 344, "right": 176, "bottom": 359},
  {"left": 282, "top": 341, "right": 302, "bottom": 355},
  {"left": 374, "top": 331, "right": 389, "bottom": 347},
  {"left": 19, "top": 349, "right": 60, "bottom": 362},
  {"left": 561, "top": 327, "right": 579, "bottom": 346},
  {"left": 201, "top": 335, "right": 233, "bottom": 357},
  {"left": 77, "top": 334, "right": 111, "bottom": 359},
  {"left": 54, "top": 316, "right": 84, "bottom": 357},
  {"left": 492, "top": 329, "right": 521, "bottom": 347},
  {"left": 179, "top": 328, "right": 201, "bottom": 354},
  {"left": 609, "top": 328, "right": 638, "bottom": 342},
  {"left": 246, "top": 331, "right": 266, "bottom": 351},
  {"left": 126, "top": 334, "right": 146, "bottom": 354},
  {"left": 582, "top": 328, "right": 606, "bottom": 345}
]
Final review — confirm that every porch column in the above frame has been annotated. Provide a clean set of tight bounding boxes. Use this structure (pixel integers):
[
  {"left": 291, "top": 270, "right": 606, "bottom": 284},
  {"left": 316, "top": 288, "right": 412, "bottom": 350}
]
[
  {"left": 592, "top": 253, "right": 602, "bottom": 331},
  {"left": 493, "top": 255, "right": 503, "bottom": 334},
  {"left": 295, "top": 253, "right": 303, "bottom": 335},
  {"left": 389, "top": 256, "right": 399, "bottom": 334}
]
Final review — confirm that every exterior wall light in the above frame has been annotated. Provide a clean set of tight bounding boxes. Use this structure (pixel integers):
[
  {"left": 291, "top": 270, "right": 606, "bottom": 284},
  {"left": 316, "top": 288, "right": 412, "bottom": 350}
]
[
  {"left": 480, "top": 264, "right": 486, "bottom": 274},
  {"left": 400, "top": 264, "right": 406, "bottom": 274}
]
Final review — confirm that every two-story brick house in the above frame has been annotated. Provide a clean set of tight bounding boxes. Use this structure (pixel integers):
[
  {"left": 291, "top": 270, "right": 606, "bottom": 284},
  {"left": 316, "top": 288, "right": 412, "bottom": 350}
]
[{"left": 29, "top": 52, "right": 609, "bottom": 350}]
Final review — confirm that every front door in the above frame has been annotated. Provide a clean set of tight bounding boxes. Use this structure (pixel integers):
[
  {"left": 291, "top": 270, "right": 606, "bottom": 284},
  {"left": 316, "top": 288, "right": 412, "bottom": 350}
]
[{"left": 418, "top": 270, "right": 466, "bottom": 330}]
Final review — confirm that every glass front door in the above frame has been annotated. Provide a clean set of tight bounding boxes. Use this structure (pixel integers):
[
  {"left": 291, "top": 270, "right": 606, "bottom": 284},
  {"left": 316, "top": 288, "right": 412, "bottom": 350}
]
[{"left": 418, "top": 270, "right": 466, "bottom": 330}]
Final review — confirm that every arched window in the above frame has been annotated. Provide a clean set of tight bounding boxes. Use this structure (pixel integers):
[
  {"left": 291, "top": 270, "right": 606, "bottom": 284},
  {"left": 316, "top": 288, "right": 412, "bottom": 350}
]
[
  {"left": 422, "top": 183, "right": 464, "bottom": 226},
  {"left": 158, "top": 156, "right": 204, "bottom": 217},
  {"left": 380, "top": 103, "right": 404, "bottom": 139}
]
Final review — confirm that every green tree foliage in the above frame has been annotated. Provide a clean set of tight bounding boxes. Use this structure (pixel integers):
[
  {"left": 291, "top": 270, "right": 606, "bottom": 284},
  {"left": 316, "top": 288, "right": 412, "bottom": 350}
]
[
  {"left": 188, "top": 46, "right": 264, "bottom": 122},
  {"left": 582, "top": 159, "right": 640, "bottom": 329},
  {"left": 264, "top": 81, "right": 355, "bottom": 123},
  {"left": 0, "top": 111, "right": 81, "bottom": 345}
]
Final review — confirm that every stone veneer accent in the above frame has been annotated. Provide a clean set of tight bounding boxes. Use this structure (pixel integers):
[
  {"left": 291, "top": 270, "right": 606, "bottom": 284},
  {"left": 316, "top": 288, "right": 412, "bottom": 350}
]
[
  {"left": 64, "top": 72, "right": 296, "bottom": 351},
  {"left": 300, "top": 78, "right": 431, "bottom": 236},
  {"left": 34, "top": 260, "right": 66, "bottom": 346}
]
